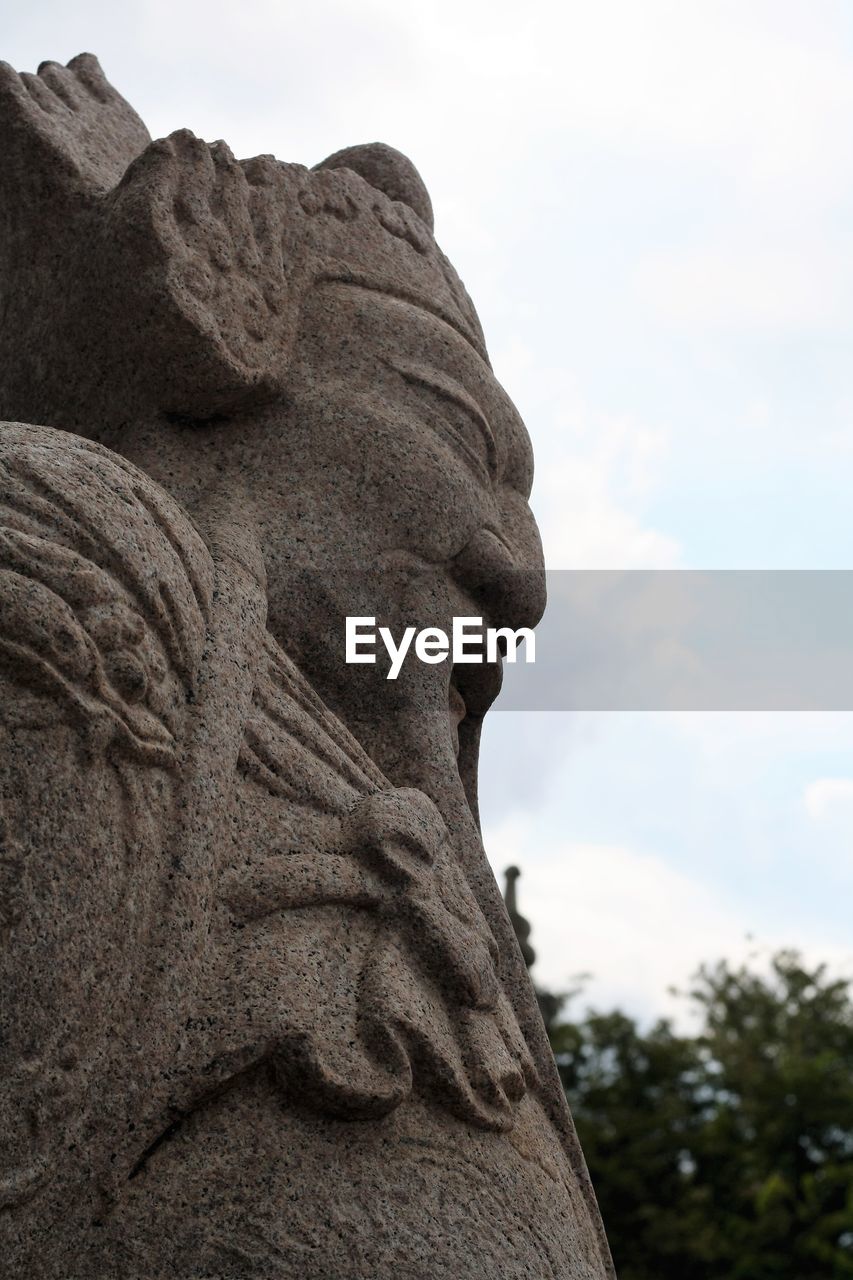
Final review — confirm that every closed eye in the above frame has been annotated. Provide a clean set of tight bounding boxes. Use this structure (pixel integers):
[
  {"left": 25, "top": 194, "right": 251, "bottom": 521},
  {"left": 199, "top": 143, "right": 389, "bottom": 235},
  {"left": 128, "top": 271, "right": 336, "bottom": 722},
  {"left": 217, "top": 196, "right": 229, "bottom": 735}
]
[{"left": 388, "top": 359, "right": 499, "bottom": 485}]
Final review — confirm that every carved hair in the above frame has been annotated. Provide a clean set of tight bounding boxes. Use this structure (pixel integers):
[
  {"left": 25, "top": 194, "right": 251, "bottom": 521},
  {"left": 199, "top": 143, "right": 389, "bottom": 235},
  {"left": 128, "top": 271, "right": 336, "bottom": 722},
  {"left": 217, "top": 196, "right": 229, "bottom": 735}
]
[{"left": 0, "top": 55, "right": 486, "bottom": 434}]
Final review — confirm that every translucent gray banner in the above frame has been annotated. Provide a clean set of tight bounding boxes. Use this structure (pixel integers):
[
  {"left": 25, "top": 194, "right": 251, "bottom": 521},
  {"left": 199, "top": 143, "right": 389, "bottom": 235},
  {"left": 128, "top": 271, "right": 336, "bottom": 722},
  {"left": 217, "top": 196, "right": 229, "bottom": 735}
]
[{"left": 496, "top": 571, "right": 853, "bottom": 711}]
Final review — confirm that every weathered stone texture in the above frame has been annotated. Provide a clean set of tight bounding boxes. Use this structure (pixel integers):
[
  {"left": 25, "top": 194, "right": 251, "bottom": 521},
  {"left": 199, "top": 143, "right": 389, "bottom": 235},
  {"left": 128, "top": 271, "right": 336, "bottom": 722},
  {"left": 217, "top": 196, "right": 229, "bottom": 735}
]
[{"left": 0, "top": 54, "right": 613, "bottom": 1278}]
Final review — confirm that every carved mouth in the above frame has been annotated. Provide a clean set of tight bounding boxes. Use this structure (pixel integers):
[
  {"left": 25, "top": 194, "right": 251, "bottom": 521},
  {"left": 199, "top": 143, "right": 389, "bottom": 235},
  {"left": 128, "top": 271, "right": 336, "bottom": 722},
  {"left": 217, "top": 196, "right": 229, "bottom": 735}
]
[
  {"left": 446, "top": 559, "right": 506, "bottom": 769},
  {"left": 448, "top": 679, "right": 467, "bottom": 759},
  {"left": 451, "top": 655, "right": 503, "bottom": 720},
  {"left": 448, "top": 655, "right": 503, "bottom": 784}
]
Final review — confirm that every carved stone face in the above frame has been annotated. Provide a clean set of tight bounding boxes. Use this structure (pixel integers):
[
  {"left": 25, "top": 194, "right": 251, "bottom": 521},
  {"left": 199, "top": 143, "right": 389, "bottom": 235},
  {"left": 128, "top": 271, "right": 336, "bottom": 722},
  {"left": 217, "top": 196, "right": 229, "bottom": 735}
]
[
  {"left": 250, "top": 282, "right": 547, "bottom": 794},
  {"left": 0, "top": 56, "right": 612, "bottom": 1276}
]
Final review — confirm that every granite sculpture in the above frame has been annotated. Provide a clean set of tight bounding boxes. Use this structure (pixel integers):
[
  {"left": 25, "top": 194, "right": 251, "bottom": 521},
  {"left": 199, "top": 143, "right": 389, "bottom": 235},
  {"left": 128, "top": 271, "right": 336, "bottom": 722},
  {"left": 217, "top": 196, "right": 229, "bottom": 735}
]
[{"left": 0, "top": 53, "right": 614, "bottom": 1278}]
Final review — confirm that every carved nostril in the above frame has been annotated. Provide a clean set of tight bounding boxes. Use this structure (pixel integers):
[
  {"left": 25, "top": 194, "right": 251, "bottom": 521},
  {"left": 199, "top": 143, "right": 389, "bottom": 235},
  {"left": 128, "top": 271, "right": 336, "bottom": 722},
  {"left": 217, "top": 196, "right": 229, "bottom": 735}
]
[{"left": 450, "top": 524, "right": 546, "bottom": 634}]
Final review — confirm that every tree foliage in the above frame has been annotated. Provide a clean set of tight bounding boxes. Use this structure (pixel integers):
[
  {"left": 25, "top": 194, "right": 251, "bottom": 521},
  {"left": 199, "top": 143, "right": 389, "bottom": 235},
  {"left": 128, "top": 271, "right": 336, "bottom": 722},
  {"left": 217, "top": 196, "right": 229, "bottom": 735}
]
[{"left": 547, "top": 952, "right": 853, "bottom": 1279}]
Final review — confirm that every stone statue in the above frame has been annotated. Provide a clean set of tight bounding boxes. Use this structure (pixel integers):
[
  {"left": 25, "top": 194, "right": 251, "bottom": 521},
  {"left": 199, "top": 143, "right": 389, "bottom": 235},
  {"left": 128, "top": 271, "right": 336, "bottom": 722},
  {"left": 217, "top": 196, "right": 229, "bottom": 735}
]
[
  {"left": 0, "top": 54, "right": 613, "bottom": 1278},
  {"left": 503, "top": 865, "right": 536, "bottom": 970}
]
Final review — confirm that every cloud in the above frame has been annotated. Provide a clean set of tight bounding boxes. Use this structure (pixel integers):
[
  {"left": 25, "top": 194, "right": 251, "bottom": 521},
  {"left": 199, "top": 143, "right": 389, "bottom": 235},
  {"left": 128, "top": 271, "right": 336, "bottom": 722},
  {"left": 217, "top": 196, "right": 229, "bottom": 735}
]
[
  {"left": 535, "top": 458, "right": 680, "bottom": 569},
  {"left": 804, "top": 777, "right": 853, "bottom": 821},
  {"left": 800, "top": 776, "right": 853, "bottom": 884},
  {"left": 485, "top": 815, "right": 853, "bottom": 1027},
  {"left": 485, "top": 819, "right": 757, "bottom": 1025},
  {"left": 489, "top": 347, "right": 680, "bottom": 570},
  {"left": 635, "top": 242, "right": 853, "bottom": 335}
]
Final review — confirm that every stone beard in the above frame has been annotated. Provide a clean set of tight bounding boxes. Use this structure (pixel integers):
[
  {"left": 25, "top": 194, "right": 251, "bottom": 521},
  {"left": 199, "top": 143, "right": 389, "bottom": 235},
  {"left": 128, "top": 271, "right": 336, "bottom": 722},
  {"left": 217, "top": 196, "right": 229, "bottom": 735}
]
[{"left": 0, "top": 54, "right": 614, "bottom": 1279}]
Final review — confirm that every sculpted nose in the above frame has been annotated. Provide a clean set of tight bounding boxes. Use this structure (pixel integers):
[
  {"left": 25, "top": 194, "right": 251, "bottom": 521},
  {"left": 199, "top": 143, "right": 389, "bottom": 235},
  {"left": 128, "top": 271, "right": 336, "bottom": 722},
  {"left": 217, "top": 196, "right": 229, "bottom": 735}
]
[{"left": 450, "top": 495, "right": 547, "bottom": 634}]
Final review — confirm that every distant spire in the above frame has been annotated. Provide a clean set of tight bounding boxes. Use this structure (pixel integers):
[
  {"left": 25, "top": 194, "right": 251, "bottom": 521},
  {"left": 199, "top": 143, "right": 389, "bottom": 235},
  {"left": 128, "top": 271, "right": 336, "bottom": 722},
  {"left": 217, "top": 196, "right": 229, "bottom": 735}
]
[
  {"left": 503, "top": 865, "right": 536, "bottom": 969},
  {"left": 503, "top": 866, "right": 566, "bottom": 1033}
]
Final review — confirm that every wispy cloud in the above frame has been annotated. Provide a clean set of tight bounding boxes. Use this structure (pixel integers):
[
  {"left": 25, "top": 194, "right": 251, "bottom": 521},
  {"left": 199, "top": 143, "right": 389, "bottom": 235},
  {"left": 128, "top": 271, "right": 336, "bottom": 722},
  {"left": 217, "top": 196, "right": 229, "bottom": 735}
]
[
  {"left": 486, "top": 814, "right": 853, "bottom": 1026},
  {"left": 804, "top": 776, "right": 853, "bottom": 821}
]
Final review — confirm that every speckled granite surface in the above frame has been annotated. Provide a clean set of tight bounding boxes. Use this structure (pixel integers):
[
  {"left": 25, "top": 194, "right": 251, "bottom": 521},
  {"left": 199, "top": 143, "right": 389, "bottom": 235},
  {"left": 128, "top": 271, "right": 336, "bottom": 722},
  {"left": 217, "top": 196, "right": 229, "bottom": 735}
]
[{"left": 0, "top": 54, "right": 613, "bottom": 1278}]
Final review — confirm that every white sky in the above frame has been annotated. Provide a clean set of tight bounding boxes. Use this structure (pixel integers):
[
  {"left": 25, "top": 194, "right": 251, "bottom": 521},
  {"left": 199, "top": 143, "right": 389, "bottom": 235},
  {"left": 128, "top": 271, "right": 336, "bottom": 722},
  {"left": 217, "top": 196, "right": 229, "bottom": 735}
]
[{"left": 5, "top": 0, "right": 853, "bottom": 1022}]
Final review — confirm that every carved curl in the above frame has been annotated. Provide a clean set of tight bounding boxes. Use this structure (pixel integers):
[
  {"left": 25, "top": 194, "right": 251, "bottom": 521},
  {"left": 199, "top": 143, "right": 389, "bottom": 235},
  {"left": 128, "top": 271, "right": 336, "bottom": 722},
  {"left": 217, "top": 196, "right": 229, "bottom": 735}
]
[{"left": 0, "top": 423, "right": 213, "bottom": 755}]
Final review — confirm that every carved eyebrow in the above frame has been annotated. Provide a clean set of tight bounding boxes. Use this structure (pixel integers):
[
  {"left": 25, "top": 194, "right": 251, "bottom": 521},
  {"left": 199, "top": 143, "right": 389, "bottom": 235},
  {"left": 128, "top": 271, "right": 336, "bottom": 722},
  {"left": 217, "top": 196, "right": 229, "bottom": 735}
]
[{"left": 386, "top": 357, "right": 499, "bottom": 480}]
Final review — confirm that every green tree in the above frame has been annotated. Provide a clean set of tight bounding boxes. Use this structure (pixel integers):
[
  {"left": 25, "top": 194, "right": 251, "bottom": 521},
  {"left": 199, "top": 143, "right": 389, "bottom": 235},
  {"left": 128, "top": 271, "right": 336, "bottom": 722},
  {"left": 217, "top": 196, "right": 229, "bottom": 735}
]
[{"left": 548, "top": 952, "right": 853, "bottom": 1280}]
